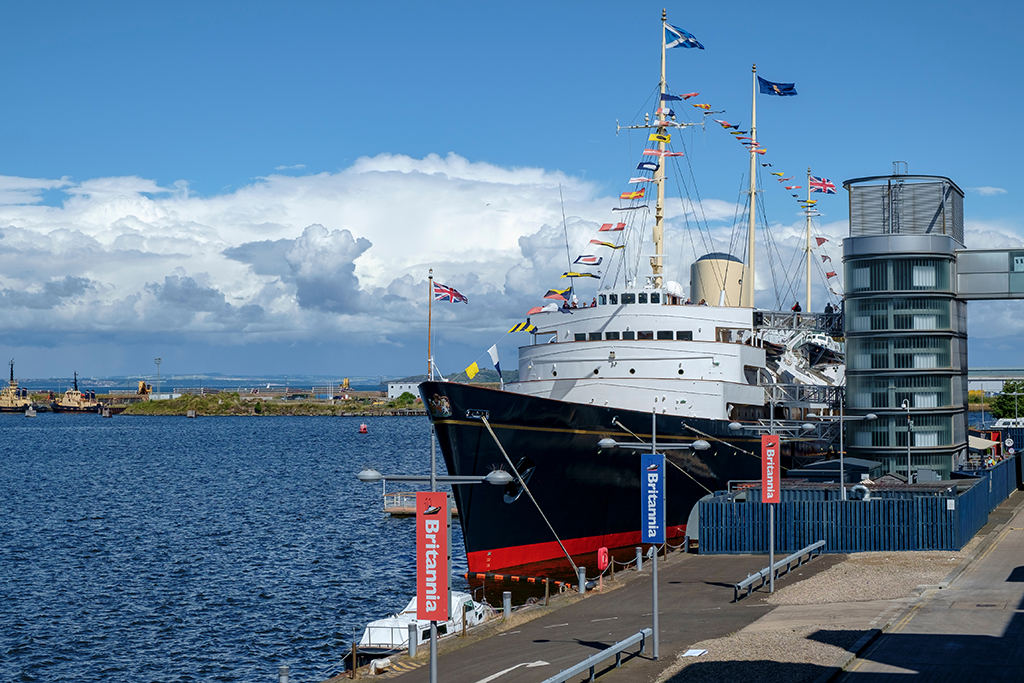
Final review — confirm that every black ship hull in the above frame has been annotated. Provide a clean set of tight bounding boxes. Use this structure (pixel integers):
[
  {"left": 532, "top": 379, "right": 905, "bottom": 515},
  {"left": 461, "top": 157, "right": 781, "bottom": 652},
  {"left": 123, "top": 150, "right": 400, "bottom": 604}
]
[{"left": 420, "top": 381, "right": 763, "bottom": 572}]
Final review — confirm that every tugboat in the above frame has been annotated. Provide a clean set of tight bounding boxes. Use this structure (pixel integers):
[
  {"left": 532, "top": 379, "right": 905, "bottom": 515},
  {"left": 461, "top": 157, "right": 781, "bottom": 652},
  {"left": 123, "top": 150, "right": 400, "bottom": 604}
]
[
  {"left": 51, "top": 372, "right": 102, "bottom": 413},
  {"left": 0, "top": 360, "right": 33, "bottom": 413}
]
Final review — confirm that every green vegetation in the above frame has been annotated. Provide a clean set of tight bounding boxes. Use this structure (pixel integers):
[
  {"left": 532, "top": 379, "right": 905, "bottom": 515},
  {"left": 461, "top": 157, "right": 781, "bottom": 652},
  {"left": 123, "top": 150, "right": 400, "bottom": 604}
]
[
  {"left": 990, "top": 380, "right": 1024, "bottom": 420},
  {"left": 120, "top": 392, "right": 425, "bottom": 416}
]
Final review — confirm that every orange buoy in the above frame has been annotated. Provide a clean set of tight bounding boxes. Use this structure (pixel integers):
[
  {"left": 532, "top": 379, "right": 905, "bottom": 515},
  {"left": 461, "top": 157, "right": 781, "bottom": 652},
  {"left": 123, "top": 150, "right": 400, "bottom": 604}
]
[{"left": 359, "top": 423, "right": 368, "bottom": 434}]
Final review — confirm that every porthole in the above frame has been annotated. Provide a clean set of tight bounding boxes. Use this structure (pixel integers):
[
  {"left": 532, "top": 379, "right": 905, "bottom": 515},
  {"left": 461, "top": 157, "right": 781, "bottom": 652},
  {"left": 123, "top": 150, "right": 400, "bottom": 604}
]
[
  {"left": 593, "top": 368, "right": 599, "bottom": 375},
  {"left": 629, "top": 368, "right": 636, "bottom": 374},
  {"left": 677, "top": 369, "right": 684, "bottom": 375},
  {"left": 552, "top": 370, "right": 557, "bottom": 377}
]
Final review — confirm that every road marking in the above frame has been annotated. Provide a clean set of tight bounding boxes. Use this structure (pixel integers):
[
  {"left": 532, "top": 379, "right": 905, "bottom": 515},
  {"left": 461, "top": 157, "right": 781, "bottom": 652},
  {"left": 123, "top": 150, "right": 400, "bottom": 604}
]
[
  {"left": 544, "top": 623, "right": 569, "bottom": 629},
  {"left": 498, "top": 630, "right": 521, "bottom": 636},
  {"left": 590, "top": 617, "right": 618, "bottom": 622},
  {"left": 473, "top": 661, "right": 549, "bottom": 683}
]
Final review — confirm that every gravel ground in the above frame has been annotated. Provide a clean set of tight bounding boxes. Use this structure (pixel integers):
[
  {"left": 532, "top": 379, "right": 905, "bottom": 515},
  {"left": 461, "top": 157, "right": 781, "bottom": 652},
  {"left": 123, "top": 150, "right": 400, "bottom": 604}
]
[{"left": 655, "top": 541, "right": 981, "bottom": 683}]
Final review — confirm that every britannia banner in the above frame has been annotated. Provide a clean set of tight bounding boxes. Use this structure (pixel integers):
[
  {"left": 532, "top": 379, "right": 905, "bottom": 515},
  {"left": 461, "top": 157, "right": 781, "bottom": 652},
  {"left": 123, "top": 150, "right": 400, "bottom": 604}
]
[{"left": 416, "top": 492, "right": 449, "bottom": 621}]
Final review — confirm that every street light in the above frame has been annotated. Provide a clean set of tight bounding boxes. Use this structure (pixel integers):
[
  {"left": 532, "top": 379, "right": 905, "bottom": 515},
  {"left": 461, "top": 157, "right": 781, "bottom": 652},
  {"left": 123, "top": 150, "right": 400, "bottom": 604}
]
[
  {"left": 597, "top": 438, "right": 710, "bottom": 451},
  {"left": 356, "top": 466, "right": 512, "bottom": 683},
  {"left": 811, "top": 412, "right": 877, "bottom": 500},
  {"left": 901, "top": 399, "right": 913, "bottom": 483}
]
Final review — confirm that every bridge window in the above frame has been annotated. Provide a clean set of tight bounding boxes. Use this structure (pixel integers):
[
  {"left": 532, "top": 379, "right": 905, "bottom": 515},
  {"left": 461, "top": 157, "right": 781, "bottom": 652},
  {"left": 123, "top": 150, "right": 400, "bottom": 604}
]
[
  {"left": 650, "top": 293, "right": 661, "bottom": 304},
  {"left": 638, "top": 293, "right": 648, "bottom": 304},
  {"left": 677, "top": 331, "right": 693, "bottom": 341},
  {"left": 605, "top": 331, "right": 620, "bottom": 340},
  {"left": 574, "top": 333, "right": 586, "bottom": 341},
  {"left": 638, "top": 331, "right": 654, "bottom": 340},
  {"left": 609, "top": 294, "right": 618, "bottom": 305},
  {"left": 657, "top": 331, "right": 673, "bottom": 340},
  {"left": 588, "top": 332, "right": 602, "bottom": 341},
  {"left": 599, "top": 294, "right": 607, "bottom": 305},
  {"left": 621, "top": 293, "right": 636, "bottom": 304},
  {"left": 622, "top": 331, "right": 635, "bottom": 340}
]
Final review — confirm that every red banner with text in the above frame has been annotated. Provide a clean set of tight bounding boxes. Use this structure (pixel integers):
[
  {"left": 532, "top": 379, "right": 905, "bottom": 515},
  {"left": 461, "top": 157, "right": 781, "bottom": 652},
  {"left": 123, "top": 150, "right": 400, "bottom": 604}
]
[
  {"left": 416, "top": 491, "right": 449, "bottom": 621},
  {"left": 762, "top": 435, "right": 780, "bottom": 504}
]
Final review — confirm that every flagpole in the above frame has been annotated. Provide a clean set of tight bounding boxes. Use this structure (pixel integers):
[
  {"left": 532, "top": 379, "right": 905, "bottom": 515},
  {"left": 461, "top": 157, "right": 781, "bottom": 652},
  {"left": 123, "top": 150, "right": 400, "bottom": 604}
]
[
  {"left": 652, "top": 8, "right": 668, "bottom": 290},
  {"left": 805, "top": 167, "right": 812, "bottom": 312},
  {"left": 745, "top": 64, "right": 757, "bottom": 308},
  {"left": 428, "top": 268, "right": 434, "bottom": 381}
]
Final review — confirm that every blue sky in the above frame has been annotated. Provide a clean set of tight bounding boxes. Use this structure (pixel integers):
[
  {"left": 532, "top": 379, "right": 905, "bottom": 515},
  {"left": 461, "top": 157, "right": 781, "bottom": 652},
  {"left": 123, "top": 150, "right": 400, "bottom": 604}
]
[{"left": 0, "top": 1, "right": 1022, "bottom": 380}]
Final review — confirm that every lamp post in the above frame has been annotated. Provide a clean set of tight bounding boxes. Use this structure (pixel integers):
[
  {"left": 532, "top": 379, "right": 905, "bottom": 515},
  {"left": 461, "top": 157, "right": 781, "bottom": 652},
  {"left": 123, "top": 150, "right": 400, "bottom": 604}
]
[
  {"left": 901, "top": 399, "right": 913, "bottom": 483},
  {"left": 154, "top": 358, "right": 162, "bottom": 399},
  {"left": 598, "top": 427, "right": 709, "bottom": 660},
  {"left": 356, "top": 468, "right": 511, "bottom": 683},
  {"left": 810, "top": 412, "right": 877, "bottom": 500}
]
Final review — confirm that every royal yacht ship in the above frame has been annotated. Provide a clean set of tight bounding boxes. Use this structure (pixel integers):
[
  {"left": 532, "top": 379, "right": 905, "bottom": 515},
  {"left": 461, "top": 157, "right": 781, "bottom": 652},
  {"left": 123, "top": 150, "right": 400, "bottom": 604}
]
[{"left": 420, "top": 14, "right": 843, "bottom": 572}]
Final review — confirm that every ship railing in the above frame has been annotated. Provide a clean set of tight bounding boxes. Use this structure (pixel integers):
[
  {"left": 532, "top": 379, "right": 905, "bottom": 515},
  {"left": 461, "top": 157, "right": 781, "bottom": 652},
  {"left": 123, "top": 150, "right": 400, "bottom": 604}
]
[
  {"left": 733, "top": 540, "right": 826, "bottom": 601},
  {"left": 764, "top": 383, "right": 843, "bottom": 410},
  {"left": 754, "top": 310, "right": 843, "bottom": 336},
  {"left": 539, "top": 628, "right": 653, "bottom": 683}
]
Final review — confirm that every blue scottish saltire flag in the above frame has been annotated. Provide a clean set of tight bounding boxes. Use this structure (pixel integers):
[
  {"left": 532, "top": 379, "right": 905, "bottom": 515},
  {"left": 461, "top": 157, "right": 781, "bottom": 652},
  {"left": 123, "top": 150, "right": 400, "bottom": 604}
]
[
  {"left": 665, "top": 23, "right": 704, "bottom": 50},
  {"left": 757, "top": 76, "right": 798, "bottom": 96}
]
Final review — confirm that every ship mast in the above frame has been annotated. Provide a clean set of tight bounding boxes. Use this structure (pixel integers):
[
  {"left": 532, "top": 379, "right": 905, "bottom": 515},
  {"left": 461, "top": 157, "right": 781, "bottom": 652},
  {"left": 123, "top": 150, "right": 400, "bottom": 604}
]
[
  {"left": 805, "top": 167, "right": 812, "bottom": 311},
  {"left": 744, "top": 64, "right": 758, "bottom": 308},
  {"left": 651, "top": 9, "right": 668, "bottom": 289}
]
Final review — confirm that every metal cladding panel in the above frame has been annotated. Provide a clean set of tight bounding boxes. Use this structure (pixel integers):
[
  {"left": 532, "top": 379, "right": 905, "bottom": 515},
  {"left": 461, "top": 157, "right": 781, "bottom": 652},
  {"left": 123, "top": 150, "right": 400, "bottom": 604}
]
[
  {"left": 844, "top": 234, "right": 960, "bottom": 259},
  {"left": 847, "top": 177, "right": 964, "bottom": 244}
]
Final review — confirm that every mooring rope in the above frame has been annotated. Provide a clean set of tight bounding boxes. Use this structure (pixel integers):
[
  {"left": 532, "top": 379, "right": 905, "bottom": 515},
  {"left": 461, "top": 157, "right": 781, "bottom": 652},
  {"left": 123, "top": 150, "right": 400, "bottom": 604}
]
[
  {"left": 479, "top": 416, "right": 579, "bottom": 573},
  {"left": 612, "top": 417, "right": 714, "bottom": 494}
]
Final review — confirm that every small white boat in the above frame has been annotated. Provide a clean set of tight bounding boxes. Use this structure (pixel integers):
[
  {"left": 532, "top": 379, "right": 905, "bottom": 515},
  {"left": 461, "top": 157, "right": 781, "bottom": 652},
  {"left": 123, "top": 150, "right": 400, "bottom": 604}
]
[
  {"left": 352, "top": 591, "right": 489, "bottom": 665},
  {"left": 24, "top": 406, "right": 36, "bottom": 417},
  {"left": 992, "top": 418, "right": 1024, "bottom": 428}
]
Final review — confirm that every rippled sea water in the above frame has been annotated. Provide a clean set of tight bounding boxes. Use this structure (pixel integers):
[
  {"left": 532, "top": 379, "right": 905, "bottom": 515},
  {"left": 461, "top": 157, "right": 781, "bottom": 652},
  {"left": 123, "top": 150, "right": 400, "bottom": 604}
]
[{"left": 0, "top": 414, "right": 463, "bottom": 683}]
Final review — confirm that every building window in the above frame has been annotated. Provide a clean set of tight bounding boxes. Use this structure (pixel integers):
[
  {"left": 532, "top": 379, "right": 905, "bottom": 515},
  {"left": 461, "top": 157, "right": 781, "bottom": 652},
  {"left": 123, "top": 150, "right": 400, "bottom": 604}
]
[
  {"left": 656, "top": 331, "right": 673, "bottom": 340},
  {"left": 605, "top": 331, "right": 620, "bottom": 340},
  {"left": 638, "top": 331, "right": 654, "bottom": 340}
]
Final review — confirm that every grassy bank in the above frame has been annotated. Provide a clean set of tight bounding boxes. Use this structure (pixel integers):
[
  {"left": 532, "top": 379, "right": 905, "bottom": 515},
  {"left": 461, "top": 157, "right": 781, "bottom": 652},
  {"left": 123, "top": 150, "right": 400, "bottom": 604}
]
[{"left": 121, "top": 393, "right": 422, "bottom": 416}]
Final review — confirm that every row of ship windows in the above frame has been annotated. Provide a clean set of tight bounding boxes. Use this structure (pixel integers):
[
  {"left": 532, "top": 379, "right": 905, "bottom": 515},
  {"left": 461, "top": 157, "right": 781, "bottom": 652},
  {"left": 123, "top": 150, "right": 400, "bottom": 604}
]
[
  {"left": 574, "top": 330, "right": 694, "bottom": 342},
  {"left": 598, "top": 292, "right": 661, "bottom": 306}
]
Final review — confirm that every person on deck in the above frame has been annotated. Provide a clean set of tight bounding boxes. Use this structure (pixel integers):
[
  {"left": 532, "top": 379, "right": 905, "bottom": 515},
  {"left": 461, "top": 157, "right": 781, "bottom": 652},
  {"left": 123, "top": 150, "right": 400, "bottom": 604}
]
[{"left": 791, "top": 301, "right": 802, "bottom": 313}]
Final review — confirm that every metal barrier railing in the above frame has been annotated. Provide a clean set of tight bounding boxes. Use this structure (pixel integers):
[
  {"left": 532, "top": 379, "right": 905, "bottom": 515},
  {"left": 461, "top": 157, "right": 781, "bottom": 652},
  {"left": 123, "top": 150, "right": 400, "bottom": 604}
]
[
  {"left": 539, "top": 628, "right": 652, "bottom": 683},
  {"left": 733, "top": 540, "right": 826, "bottom": 602}
]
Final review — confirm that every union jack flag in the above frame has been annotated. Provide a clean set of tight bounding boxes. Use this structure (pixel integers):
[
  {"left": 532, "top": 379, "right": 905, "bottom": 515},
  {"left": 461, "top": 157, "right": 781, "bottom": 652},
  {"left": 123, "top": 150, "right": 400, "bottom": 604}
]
[
  {"left": 809, "top": 176, "right": 837, "bottom": 194},
  {"left": 433, "top": 282, "right": 468, "bottom": 304}
]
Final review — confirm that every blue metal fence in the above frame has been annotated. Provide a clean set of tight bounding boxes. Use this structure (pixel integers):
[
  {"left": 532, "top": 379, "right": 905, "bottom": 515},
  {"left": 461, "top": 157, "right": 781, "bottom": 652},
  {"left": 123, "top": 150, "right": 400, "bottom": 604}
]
[{"left": 700, "top": 455, "right": 1019, "bottom": 554}]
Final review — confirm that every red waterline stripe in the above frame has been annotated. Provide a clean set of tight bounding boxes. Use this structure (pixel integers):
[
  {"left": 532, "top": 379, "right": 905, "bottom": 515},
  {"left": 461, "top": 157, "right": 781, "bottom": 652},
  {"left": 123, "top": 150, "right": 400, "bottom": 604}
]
[{"left": 466, "top": 524, "right": 687, "bottom": 573}]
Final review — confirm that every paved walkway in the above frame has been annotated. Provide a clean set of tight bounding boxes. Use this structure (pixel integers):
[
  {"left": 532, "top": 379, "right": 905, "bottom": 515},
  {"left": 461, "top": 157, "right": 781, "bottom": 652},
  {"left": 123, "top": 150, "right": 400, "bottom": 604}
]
[
  {"left": 357, "top": 551, "right": 843, "bottom": 683},
  {"left": 837, "top": 494, "right": 1024, "bottom": 680}
]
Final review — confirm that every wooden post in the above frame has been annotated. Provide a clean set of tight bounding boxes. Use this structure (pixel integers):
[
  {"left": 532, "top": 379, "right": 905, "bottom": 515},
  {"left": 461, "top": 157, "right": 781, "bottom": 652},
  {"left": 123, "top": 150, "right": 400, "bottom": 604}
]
[
  {"left": 461, "top": 606, "right": 466, "bottom": 637},
  {"left": 350, "top": 642, "right": 358, "bottom": 679},
  {"left": 610, "top": 557, "right": 615, "bottom": 580},
  {"left": 544, "top": 577, "right": 550, "bottom": 606}
]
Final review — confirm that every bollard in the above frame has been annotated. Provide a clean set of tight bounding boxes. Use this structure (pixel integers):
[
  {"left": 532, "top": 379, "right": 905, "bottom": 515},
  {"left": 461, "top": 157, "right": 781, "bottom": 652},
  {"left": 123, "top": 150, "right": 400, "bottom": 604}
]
[
  {"left": 578, "top": 566, "right": 586, "bottom": 594},
  {"left": 610, "top": 557, "right": 615, "bottom": 580},
  {"left": 503, "top": 591, "right": 512, "bottom": 620},
  {"left": 462, "top": 605, "right": 467, "bottom": 637},
  {"left": 350, "top": 642, "right": 358, "bottom": 679},
  {"left": 279, "top": 665, "right": 289, "bottom": 683},
  {"left": 408, "top": 623, "right": 417, "bottom": 657},
  {"left": 544, "top": 577, "right": 550, "bottom": 606},
  {"left": 636, "top": 546, "right": 643, "bottom": 571}
]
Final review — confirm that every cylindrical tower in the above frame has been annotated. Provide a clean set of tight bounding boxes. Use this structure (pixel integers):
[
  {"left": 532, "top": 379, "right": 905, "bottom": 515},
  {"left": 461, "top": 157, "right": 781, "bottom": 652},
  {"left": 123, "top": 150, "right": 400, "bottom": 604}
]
[{"left": 842, "top": 174, "right": 967, "bottom": 478}]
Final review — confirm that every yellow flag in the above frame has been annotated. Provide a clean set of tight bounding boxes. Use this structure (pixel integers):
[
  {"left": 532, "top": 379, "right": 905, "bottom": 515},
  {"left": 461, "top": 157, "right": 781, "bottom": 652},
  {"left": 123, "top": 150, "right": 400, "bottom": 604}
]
[
  {"left": 648, "top": 133, "right": 671, "bottom": 143},
  {"left": 465, "top": 362, "right": 479, "bottom": 379}
]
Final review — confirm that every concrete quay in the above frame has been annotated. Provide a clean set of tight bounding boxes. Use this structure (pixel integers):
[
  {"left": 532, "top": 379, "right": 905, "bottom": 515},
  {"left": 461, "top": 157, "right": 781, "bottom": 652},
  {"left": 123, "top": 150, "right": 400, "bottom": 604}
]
[{"left": 342, "top": 491, "right": 1024, "bottom": 683}]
